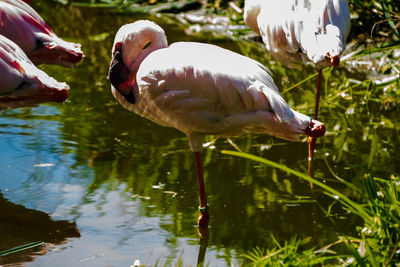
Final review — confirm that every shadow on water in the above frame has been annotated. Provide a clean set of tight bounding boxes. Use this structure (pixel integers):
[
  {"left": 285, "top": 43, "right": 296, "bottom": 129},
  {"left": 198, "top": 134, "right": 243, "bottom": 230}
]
[
  {"left": 0, "top": 193, "right": 80, "bottom": 265},
  {"left": 0, "top": 0, "right": 399, "bottom": 266}
]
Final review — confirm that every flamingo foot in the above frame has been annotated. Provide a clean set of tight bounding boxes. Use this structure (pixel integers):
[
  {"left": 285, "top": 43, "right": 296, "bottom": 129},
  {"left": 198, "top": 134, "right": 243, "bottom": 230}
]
[{"left": 198, "top": 205, "right": 209, "bottom": 226}]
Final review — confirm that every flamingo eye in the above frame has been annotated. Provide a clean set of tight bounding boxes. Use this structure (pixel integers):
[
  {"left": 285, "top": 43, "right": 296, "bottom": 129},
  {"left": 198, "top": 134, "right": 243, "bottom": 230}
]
[
  {"left": 113, "top": 42, "right": 122, "bottom": 56},
  {"left": 142, "top": 42, "right": 151, "bottom": 50}
]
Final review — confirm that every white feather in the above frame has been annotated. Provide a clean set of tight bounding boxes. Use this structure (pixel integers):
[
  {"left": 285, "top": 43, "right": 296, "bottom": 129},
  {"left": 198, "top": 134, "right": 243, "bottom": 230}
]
[
  {"left": 244, "top": 0, "right": 351, "bottom": 69},
  {"left": 110, "top": 20, "right": 325, "bottom": 151}
]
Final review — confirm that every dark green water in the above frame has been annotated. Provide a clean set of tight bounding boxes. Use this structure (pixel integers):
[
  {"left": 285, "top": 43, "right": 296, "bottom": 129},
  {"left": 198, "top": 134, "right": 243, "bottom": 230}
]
[{"left": 0, "top": 1, "right": 399, "bottom": 266}]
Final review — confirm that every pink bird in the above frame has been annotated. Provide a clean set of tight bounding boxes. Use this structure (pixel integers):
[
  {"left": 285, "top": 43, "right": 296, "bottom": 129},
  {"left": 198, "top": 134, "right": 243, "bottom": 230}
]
[
  {"left": 108, "top": 20, "right": 326, "bottom": 226},
  {"left": 0, "top": 0, "right": 83, "bottom": 67},
  {"left": 0, "top": 34, "right": 69, "bottom": 110}
]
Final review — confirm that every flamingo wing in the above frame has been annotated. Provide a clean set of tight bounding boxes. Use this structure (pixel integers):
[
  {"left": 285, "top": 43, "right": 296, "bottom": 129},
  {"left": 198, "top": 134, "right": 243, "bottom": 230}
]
[
  {"left": 128, "top": 42, "right": 309, "bottom": 144},
  {"left": 109, "top": 21, "right": 325, "bottom": 151},
  {"left": 250, "top": 0, "right": 350, "bottom": 68},
  {"left": 1, "top": 0, "right": 46, "bottom": 26}
]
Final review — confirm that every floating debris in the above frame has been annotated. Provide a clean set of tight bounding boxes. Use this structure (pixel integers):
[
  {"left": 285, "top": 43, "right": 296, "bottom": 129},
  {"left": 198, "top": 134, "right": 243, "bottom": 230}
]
[
  {"left": 163, "top": 191, "right": 178, "bottom": 197},
  {"left": 33, "top": 163, "right": 55, "bottom": 167},
  {"left": 79, "top": 253, "right": 106, "bottom": 262},
  {"left": 152, "top": 183, "right": 166, "bottom": 189},
  {"left": 131, "top": 259, "right": 141, "bottom": 267},
  {"left": 132, "top": 194, "right": 151, "bottom": 200}
]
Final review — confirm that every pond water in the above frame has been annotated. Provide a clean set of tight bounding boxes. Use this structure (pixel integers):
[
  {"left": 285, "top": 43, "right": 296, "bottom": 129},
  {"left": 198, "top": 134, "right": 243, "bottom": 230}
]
[{"left": 0, "top": 1, "right": 399, "bottom": 266}]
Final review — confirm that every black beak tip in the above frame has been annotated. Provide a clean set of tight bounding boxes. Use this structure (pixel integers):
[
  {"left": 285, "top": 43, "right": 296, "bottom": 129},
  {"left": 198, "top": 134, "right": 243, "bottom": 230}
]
[
  {"left": 124, "top": 90, "right": 136, "bottom": 104},
  {"left": 109, "top": 49, "right": 135, "bottom": 104}
]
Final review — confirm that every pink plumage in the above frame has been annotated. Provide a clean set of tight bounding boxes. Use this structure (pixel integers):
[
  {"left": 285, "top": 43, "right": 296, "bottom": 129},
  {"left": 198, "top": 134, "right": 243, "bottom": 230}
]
[
  {"left": 0, "top": 34, "right": 69, "bottom": 110},
  {"left": 0, "top": 0, "right": 83, "bottom": 67}
]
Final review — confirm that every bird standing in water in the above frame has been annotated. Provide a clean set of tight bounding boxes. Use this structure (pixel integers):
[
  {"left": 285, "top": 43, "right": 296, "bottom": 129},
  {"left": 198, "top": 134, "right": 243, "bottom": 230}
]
[
  {"left": 244, "top": 0, "right": 351, "bottom": 172},
  {"left": 108, "top": 20, "right": 326, "bottom": 226},
  {"left": 0, "top": 34, "right": 69, "bottom": 110},
  {"left": 0, "top": 0, "right": 83, "bottom": 67}
]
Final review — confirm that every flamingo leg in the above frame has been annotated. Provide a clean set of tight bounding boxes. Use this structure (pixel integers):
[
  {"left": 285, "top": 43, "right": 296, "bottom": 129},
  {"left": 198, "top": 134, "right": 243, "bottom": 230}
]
[
  {"left": 308, "top": 69, "right": 323, "bottom": 244},
  {"left": 314, "top": 69, "right": 323, "bottom": 121},
  {"left": 308, "top": 69, "right": 323, "bottom": 184},
  {"left": 194, "top": 151, "right": 209, "bottom": 226}
]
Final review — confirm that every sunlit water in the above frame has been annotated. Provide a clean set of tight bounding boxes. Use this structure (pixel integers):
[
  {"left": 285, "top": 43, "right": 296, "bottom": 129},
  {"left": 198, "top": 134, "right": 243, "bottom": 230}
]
[{"left": 0, "top": 1, "right": 399, "bottom": 266}]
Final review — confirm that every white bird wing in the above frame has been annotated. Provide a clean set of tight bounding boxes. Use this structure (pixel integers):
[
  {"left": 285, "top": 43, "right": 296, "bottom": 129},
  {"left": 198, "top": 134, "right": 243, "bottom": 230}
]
[
  {"left": 255, "top": 0, "right": 350, "bottom": 68},
  {"left": 299, "top": 0, "right": 351, "bottom": 67},
  {"left": 255, "top": 0, "right": 303, "bottom": 68},
  {"left": 0, "top": 0, "right": 44, "bottom": 24},
  {"left": 135, "top": 42, "right": 295, "bottom": 132}
]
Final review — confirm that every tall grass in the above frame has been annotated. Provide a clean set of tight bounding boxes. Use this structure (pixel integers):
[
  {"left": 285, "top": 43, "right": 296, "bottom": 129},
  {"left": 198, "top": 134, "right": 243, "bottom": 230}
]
[{"left": 222, "top": 151, "right": 400, "bottom": 266}]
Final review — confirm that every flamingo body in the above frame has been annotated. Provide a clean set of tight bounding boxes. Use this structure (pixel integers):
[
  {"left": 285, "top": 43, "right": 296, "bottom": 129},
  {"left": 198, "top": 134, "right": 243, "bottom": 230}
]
[
  {"left": 110, "top": 21, "right": 325, "bottom": 152},
  {"left": 108, "top": 20, "right": 326, "bottom": 226},
  {"left": 0, "top": 0, "right": 83, "bottom": 67},
  {"left": 244, "top": 0, "right": 351, "bottom": 178},
  {"left": 244, "top": 0, "right": 351, "bottom": 69},
  {"left": 0, "top": 34, "right": 69, "bottom": 110}
]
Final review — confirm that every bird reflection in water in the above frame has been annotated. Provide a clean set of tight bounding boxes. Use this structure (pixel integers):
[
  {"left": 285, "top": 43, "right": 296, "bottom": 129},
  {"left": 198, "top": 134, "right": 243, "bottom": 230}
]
[
  {"left": 0, "top": 193, "right": 80, "bottom": 265},
  {"left": 197, "top": 225, "right": 209, "bottom": 266}
]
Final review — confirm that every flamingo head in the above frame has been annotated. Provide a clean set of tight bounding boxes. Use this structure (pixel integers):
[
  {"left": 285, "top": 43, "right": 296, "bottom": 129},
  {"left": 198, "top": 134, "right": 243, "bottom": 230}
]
[
  {"left": 302, "top": 25, "right": 346, "bottom": 69},
  {"left": 304, "top": 119, "right": 326, "bottom": 138},
  {"left": 0, "top": 82, "right": 69, "bottom": 110},
  {"left": 272, "top": 110, "right": 326, "bottom": 141},
  {"left": 108, "top": 41, "right": 136, "bottom": 103},
  {"left": 324, "top": 25, "right": 344, "bottom": 68},
  {"left": 0, "top": 60, "right": 69, "bottom": 109},
  {"left": 108, "top": 20, "right": 168, "bottom": 105},
  {"left": 0, "top": 72, "right": 69, "bottom": 110}
]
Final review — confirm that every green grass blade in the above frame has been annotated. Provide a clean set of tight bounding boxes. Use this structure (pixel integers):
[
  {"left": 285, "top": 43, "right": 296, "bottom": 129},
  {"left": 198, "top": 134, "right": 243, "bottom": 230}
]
[
  {"left": 221, "top": 150, "right": 371, "bottom": 222},
  {"left": 0, "top": 241, "right": 45, "bottom": 256},
  {"left": 379, "top": 1, "right": 400, "bottom": 39},
  {"left": 280, "top": 72, "right": 318, "bottom": 95}
]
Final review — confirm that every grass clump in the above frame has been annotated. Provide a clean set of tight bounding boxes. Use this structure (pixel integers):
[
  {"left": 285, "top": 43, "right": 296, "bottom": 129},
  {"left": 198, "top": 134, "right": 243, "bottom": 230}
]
[{"left": 224, "top": 150, "right": 400, "bottom": 266}]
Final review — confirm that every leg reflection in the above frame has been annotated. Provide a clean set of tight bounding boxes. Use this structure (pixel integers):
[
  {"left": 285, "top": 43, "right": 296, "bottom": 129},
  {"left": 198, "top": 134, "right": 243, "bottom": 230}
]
[{"left": 197, "top": 225, "right": 209, "bottom": 266}]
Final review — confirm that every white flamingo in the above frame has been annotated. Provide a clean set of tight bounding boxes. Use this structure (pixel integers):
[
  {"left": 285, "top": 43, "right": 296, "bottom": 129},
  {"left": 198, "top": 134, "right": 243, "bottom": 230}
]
[
  {"left": 244, "top": 0, "right": 351, "bottom": 70},
  {"left": 108, "top": 20, "right": 326, "bottom": 226},
  {"left": 0, "top": 34, "right": 69, "bottom": 110},
  {"left": 0, "top": 0, "right": 83, "bottom": 67},
  {"left": 244, "top": 0, "right": 351, "bottom": 166}
]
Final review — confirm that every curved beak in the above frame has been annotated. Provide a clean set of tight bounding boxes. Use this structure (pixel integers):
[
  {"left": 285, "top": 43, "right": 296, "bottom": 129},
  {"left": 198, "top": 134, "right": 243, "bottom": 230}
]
[{"left": 108, "top": 49, "right": 136, "bottom": 104}]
